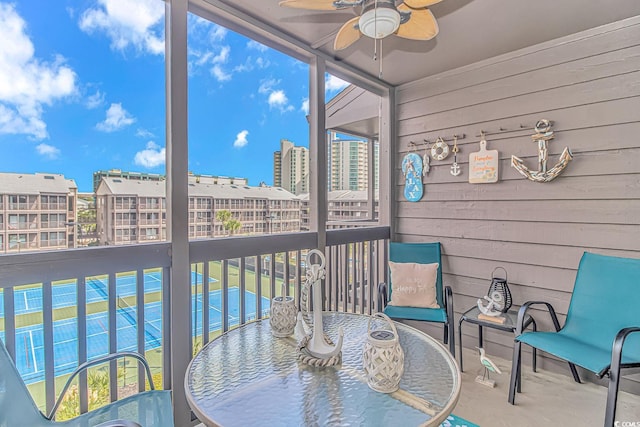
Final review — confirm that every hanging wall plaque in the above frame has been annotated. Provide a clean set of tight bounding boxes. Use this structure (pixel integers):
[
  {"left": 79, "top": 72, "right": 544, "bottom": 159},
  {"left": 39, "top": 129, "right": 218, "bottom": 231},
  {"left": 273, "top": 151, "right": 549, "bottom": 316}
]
[
  {"left": 511, "top": 119, "right": 573, "bottom": 183},
  {"left": 469, "top": 135, "right": 499, "bottom": 183},
  {"left": 401, "top": 152, "right": 424, "bottom": 202}
]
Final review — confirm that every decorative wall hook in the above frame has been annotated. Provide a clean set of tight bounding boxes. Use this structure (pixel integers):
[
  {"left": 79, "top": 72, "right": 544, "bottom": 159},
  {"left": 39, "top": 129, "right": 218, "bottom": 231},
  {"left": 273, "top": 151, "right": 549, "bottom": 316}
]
[
  {"left": 450, "top": 135, "right": 462, "bottom": 176},
  {"left": 511, "top": 119, "right": 573, "bottom": 183}
]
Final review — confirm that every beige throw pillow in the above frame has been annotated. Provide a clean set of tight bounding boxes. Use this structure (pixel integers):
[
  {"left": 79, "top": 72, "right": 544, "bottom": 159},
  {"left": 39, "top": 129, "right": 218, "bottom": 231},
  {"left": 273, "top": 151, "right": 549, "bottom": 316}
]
[{"left": 388, "top": 261, "right": 440, "bottom": 309}]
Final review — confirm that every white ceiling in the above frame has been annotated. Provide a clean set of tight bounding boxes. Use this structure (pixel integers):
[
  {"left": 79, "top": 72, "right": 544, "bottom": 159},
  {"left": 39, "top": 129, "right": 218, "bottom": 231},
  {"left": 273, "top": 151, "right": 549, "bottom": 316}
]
[{"left": 205, "top": 0, "right": 640, "bottom": 87}]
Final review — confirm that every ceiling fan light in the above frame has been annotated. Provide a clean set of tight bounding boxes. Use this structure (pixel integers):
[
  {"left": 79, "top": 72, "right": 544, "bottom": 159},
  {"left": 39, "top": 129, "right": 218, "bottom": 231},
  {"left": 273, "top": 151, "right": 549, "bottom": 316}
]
[{"left": 359, "top": 7, "right": 401, "bottom": 39}]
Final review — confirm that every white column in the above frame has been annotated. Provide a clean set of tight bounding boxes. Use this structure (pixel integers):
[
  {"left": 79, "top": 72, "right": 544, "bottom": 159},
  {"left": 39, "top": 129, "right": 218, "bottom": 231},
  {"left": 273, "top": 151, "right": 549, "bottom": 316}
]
[
  {"left": 165, "top": 1, "right": 191, "bottom": 426},
  {"left": 309, "top": 57, "right": 327, "bottom": 250}
]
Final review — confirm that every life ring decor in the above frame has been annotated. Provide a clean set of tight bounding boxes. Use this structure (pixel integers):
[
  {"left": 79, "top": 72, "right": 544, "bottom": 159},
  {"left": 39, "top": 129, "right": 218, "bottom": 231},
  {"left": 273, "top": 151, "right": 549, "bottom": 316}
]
[{"left": 431, "top": 137, "right": 450, "bottom": 161}]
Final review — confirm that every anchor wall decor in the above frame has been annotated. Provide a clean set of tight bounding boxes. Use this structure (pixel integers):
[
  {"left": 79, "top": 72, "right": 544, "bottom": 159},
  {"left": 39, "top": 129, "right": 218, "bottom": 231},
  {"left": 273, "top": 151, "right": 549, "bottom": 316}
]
[{"left": 511, "top": 119, "right": 573, "bottom": 183}]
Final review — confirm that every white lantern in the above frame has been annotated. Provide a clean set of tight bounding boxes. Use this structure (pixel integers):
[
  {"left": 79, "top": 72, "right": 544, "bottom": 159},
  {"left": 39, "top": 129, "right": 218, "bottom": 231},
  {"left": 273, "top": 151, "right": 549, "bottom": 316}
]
[
  {"left": 362, "top": 313, "right": 405, "bottom": 393},
  {"left": 270, "top": 283, "right": 297, "bottom": 337}
]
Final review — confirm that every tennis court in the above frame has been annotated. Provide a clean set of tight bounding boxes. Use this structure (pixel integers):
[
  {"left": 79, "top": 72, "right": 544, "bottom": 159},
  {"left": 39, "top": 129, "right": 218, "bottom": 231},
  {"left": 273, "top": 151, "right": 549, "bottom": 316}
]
[
  {"left": 1, "top": 274, "right": 271, "bottom": 384},
  {"left": 0, "top": 271, "right": 168, "bottom": 316}
]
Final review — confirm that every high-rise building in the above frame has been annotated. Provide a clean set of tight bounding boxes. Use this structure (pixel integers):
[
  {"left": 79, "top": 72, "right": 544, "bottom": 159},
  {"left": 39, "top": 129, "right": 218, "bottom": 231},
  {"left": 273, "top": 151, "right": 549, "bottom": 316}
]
[
  {"left": 328, "top": 132, "right": 379, "bottom": 191},
  {"left": 0, "top": 172, "right": 78, "bottom": 252},
  {"left": 273, "top": 139, "right": 309, "bottom": 195}
]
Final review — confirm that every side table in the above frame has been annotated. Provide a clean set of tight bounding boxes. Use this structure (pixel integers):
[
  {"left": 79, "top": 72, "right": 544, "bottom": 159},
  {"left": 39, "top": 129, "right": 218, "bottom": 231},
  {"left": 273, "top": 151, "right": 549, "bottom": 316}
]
[{"left": 458, "top": 306, "right": 537, "bottom": 374}]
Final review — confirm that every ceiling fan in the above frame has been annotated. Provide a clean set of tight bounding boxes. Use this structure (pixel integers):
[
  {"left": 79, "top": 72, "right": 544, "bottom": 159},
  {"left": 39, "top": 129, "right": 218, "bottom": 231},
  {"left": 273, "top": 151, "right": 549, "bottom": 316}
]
[{"left": 279, "top": 0, "right": 442, "bottom": 51}]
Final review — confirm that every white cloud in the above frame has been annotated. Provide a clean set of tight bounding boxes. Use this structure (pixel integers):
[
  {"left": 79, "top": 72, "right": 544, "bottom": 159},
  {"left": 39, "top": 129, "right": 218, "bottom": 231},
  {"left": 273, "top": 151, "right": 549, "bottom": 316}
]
[
  {"left": 208, "top": 25, "right": 228, "bottom": 43},
  {"left": 233, "top": 62, "right": 250, "bottom": 73},
  {"left": 255, "top": 57, "right": 270, "bottom": 69},
  {"left": 247, "top": 40, "right": 268, "bottom": 52},
  {"left": 189, "top": 15, "right": 228, "bottom": 43},
  {"left": 258, "top": 79, "right": 294, "bottom": 113},
  {"left": 268, "top": 90, "right": 288, "bottom": 108},
  {"left": 134, "top": 141, "right": 165, "bottom": 168},
  {"left": 233, "top": 56, "right": 270, "bottom": 74},
  {"left": 190, "top": 45, "right": 232, "bottom": 82},
  {"left": 96, "top": 103, "right": 135, "bottom": 132},
  {"left": 36, "top": 143, "right": 60, "bottom": 159},
  {"left": 301, "top": 98, "right": 309, "bottom": 115},
  {"left": 268, "top": 90, "right": 294, "bottom": 112},
  {"left": 233, "top": 130, "right": 249, "bottom": 148},
  {"left": 0, "top": 4, "right": 77, "bottom": 140},
  {"left": 211, "top": 65, "right": 231, "bottom": 82},
  {"left": 79, "top": 0, "right": 164, "bottom": 55},
  {"left": 86, "top": 90, "right": 105, "bottom": 109},
  {"left": 213, "top": 46, "right": 230, "bottom": 64},
  {"left": 136, "top": 128, "right": 154, "bottom": 138},
  {"left": 258, "top": 78, "right": 279, "bottom": 95},
  {"left": 209, "top": 46, "right": 231, "bottom": 81},
  {"left": 326, "top": 74, "right": 349, "bottom": 92}
]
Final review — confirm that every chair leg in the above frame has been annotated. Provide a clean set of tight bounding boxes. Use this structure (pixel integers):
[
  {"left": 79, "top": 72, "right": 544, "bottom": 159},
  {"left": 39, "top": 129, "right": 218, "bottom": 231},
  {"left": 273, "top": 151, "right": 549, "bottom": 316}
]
[
  {"left": 568, "top": 362, "right": 581, "bottom": 383},
  {"left": 448, "top": 321, "right": 455, "bottom": 358},
  {"left": 443, "top": 324, "right": 448, "bottom": 345},
  {"left": 508, "top": 341, "right": 522, "bottom": 404},
  {"left": 531, "top": 320, "right": 537, "bottom": 373},
  {"left": 517, "top": 344, "right": 522, "bottom": 393},
  {"left": 458, "top": 317, "right": 464, "bottom": 372},
  {"left": 604, "top": 369, "right": 620, "bottom": 427}
]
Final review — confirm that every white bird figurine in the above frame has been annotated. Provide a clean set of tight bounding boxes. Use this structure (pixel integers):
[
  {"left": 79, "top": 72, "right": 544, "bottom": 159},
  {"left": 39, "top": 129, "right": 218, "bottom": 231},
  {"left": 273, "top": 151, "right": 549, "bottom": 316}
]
[{"left": 475, "top": 347, "right": 502, "bottom": 387}]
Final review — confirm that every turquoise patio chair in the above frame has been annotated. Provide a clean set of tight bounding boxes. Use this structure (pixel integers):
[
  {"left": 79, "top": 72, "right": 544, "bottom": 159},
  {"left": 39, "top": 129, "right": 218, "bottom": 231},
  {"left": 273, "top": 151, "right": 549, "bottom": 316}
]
[
  {"left": 378, "top": 242, "right": 455, "bottom": 356},
  {"left": 0, "top": 338, "right": 174, "bottom": 427},
  {"left": 508, "top": 252, "right": 640, "bottom": 427}
]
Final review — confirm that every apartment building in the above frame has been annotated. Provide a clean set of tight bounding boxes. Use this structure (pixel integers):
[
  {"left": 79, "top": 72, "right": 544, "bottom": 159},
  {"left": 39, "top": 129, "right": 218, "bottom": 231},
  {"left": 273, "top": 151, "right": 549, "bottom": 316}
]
[
  {"left": 298, "top": 190, "right": 379, "bottom": 230},
  {"left": 328, "top": 133, "right": 379, "bottom": 192},
  {"left": 95, "top": 177, "right": 300, "bottom": 245},
  {"left": 0, "top": 173, "right": 77, "bottom": 253},
  {"left": 273, "top": 139, "right": 309, "bottom": 195},
  {"left": 93, "top": 169, "right": 247, "bottom": 192}
]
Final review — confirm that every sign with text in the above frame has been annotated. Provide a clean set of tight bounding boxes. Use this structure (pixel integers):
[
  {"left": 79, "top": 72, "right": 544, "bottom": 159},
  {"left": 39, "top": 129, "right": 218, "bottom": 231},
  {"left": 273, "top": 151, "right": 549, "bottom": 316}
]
[{"left": 469, "top": 140, "right": 499, "bottom": 184}]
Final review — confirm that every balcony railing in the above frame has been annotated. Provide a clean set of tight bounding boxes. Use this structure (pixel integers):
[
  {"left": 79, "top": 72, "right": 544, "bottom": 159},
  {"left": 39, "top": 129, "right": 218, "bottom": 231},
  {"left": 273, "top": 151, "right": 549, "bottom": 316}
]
[
  {"left": 8, "top": 203, "right": 35, "bottom": 210},
  {"left": 114, "top": 204, "right": 137, "bottom": 210},
  {"left": 0, "top": 227, "right": 389, "bottom": 420},
  {"left": 40, "top": 203, "right": 66, "bottom": 211},
  {"left": 39, "top": 239, "right": 66, "bottom": 248}
]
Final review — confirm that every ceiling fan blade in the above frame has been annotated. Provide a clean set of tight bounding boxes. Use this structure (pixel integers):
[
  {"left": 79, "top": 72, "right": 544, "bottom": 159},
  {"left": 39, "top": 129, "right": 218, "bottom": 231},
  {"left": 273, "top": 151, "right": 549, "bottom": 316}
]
[
  {"left": 403, "top": 0, "right": 442, "bottom": 8},
  {"left": 334, "top": 17, "right": 361, "bottom": 51},
  {"left": 279, "top": 0, "right": 337, "bottom": 10},
  {"left": 396, "top": 5, "right": 439, "bottom": 40}
]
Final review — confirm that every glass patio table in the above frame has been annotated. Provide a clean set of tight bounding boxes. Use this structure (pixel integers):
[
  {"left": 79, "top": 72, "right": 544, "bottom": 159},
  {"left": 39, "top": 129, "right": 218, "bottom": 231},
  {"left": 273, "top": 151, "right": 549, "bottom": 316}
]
[{"left": 185, "top": 312, "right": 461, "bottom": 426}]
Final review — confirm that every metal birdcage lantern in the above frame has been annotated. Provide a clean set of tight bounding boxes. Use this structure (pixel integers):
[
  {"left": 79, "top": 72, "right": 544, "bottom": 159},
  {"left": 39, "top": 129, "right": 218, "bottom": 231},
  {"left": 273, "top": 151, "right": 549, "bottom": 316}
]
[{"left": 488, "top": 267, "right": 512, "bottom": 313}]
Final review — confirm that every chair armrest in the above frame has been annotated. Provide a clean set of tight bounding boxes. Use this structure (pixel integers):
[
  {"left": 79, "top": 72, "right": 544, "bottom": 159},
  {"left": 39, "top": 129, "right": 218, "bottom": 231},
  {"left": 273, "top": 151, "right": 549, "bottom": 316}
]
[
  {"left": 378, "top": 282, "right": 389, "bottom": 310},
  {"left": 49, "top": 351, "right": 155, "bottom": 420},
  {"left": 444, "top": 285, "right": 454, "bottom": 322},
  {"left": 606, "top": 327, "right": 640, "bottom": 378},
  {"left": 515, "top": 301, "right": 561, "bottom": 336}
]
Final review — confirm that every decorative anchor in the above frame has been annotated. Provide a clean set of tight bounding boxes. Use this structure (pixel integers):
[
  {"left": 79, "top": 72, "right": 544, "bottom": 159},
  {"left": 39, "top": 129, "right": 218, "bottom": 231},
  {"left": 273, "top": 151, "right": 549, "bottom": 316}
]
[
  {"left": 450, "top": 135, "right": 462, "bottom": 176},
  {"left": 511, "top": 119, "right": 573, "bottom": 182},
  {"left": 297, "top": 249, "right": 343, "bottom": 365}
]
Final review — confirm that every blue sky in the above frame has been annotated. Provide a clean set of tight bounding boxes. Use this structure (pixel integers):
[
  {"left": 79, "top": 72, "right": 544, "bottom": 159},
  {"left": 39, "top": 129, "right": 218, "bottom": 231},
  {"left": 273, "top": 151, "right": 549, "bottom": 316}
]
[{"left": 0, "top": 0, "right": 349, "bottom": 192}]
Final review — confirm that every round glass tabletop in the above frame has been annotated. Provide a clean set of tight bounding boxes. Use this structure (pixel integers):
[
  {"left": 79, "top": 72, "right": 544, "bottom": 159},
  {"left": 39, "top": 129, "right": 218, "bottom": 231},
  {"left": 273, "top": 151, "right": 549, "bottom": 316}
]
[{"left": 186, "top": 312, "right": 460, "bottom": 426}]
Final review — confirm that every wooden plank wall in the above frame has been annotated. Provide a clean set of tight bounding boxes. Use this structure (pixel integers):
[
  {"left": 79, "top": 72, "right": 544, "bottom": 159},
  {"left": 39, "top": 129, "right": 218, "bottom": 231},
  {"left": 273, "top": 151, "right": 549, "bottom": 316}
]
[{"left": 394, "top": 17, "right": 640, "bottom": 392}]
